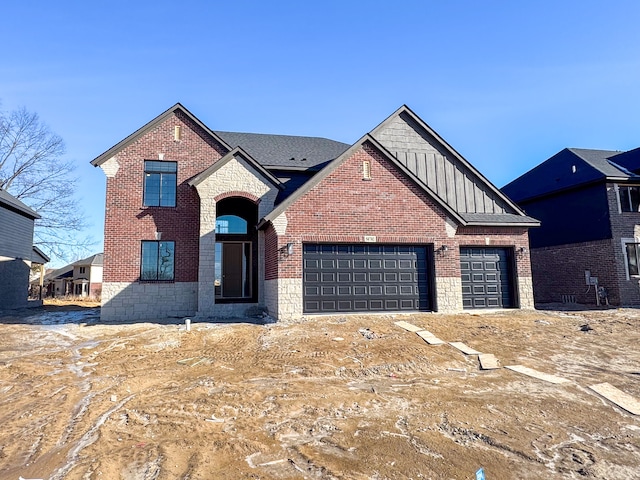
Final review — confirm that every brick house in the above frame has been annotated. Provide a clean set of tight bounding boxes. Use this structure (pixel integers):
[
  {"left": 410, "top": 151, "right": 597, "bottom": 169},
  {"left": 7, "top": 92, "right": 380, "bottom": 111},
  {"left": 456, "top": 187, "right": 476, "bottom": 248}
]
[
  {"left": 91, "top": 103, "right": 538, "bottom": 322},
  {"left": 503, "top": 147, "right": 640, "bottom": 306}
]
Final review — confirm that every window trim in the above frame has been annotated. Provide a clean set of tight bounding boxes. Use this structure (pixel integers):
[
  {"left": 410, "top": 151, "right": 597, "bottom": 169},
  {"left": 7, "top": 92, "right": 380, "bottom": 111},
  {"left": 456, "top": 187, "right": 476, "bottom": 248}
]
[
  {"left": 617, "top": 185, "right": 640, "bottom": 213},
  {"left": 622, "top": 237, "right": 640, "bottom": 279},
  {"left": 143, "top": 160, "right": 177, "bottom": 208},
  {"left": 140, "top": 240, "right": 176, "bottom": 282}
]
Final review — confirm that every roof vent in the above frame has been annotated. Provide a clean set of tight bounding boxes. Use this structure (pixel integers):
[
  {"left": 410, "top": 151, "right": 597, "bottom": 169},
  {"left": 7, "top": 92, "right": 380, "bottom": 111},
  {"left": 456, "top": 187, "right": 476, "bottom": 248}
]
[{"left": 363, "top": 160, "right": 371, "bottom": 180}]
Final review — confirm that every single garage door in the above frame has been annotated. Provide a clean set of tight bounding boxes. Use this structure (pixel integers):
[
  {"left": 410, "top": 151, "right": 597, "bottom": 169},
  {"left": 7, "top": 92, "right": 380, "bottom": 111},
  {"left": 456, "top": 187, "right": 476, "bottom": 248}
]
[
  {"left": 460, "top": 247, "right": 515, "bottom": 309},
  {"left": 303, "top": 244, "right": 431, "bottom": 314}
]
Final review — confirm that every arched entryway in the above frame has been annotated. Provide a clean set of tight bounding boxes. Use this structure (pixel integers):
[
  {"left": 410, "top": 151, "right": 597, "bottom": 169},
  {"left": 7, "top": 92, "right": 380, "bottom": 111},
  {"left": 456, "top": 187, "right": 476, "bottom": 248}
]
[{"left": 215, "top": 197, "right": 258, "bottom": 302}]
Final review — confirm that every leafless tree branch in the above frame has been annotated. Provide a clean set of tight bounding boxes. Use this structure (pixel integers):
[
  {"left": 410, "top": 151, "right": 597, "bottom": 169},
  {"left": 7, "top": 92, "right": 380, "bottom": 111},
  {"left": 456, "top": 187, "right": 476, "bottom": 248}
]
[{"left": 0, "top": 103, "right": 94, "bottom": 263}]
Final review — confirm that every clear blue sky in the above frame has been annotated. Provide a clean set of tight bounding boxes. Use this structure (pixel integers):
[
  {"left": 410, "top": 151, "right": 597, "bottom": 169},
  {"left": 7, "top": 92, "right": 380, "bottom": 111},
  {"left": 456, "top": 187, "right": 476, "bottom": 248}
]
[{"left": 2, "top": 1, "right": 639, "bottom": 265}]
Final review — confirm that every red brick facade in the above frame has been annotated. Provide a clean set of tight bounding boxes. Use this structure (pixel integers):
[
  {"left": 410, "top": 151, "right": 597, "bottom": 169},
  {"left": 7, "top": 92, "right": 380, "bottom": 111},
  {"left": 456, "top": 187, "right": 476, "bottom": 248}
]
[
  {"left": 103, "top": 112, "right": 226, "bottom": 283},
  {"left": 275, "top": 142, "right": 532, "bottom": 282},
  {"left": 96, "top": 104, "right": 536, "bottom": 321}
]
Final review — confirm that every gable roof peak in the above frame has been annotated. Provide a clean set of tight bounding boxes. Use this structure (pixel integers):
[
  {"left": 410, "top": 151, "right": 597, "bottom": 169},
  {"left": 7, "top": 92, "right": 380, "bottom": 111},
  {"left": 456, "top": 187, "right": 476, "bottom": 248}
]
[{"left": 90, "top": 102, "right": 231, "bottom": 167}]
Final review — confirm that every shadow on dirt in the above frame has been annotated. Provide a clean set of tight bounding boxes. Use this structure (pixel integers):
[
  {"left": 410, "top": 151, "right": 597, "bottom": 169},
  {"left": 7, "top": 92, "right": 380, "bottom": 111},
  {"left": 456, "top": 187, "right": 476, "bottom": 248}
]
[{"left": 0, "top": 304, "right": 271, "bottom": 326}]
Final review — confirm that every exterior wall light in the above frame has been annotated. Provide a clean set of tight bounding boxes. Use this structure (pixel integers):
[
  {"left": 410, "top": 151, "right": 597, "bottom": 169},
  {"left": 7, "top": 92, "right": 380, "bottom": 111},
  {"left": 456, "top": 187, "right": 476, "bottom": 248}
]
[
  {"left": 287, "top": 242, "right": 294, "bottom": 255},
  {"left": 436, "top": 244, "right": 449, "bottom": 256}
]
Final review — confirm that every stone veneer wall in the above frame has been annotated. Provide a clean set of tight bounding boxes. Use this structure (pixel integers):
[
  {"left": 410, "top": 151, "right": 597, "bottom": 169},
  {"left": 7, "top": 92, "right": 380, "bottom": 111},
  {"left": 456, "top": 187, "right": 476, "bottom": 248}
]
[
  {"left": 101, "top": 282, "right": 198, "bottom": 322},
  {"left": 264, "top": 278, "right": 303, "bottom": 321},
  {"left": 192, "top": 155, "right": 279, "bottom": 318},
  {"left": 435, "top": 277, "right": 463, "bottom": 312},
  {"left": 517, "top": 276, "right": 535, "bottom": 309}
]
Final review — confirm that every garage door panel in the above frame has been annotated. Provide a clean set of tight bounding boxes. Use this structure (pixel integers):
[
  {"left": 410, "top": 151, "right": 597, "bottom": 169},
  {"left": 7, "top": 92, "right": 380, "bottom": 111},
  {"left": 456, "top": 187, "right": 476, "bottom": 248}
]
[
  {"left": 353, "top": 272, "right": 367, "bottom": 282},
  {"left": 354, "top": 286, "right": 367, "bottom": 295},
  {"left": 384, "top": 272, "right": 398, "bottom": 282},
  {"left": 303, "top": 243, "right": 431, "bottom": 314},
  {"left": 322, "top": 286, "right": 335, "bottom": 295},
  {"left": 460, "top": 247, "right": 514, "bottom": 309},
  {"left": 385, "top": 285, "right": 399, "bottom": 295},
  {"left": 305, "top": 286, "right": 319, "bottom": 296},
  {"left": 338, "top": 300, "right": 352, "bottom": 310},
  {"left": 337, "top": 272, "right": 351, "bottom": 282},
  {"left": 369, "top": 285, "right": 383, "bottom": 295}
]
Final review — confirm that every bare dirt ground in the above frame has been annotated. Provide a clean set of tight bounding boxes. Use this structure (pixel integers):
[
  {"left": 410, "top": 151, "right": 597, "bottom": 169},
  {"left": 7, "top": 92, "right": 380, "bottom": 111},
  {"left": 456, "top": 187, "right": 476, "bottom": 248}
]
[{"left": 0, "top": 302, "right": 639, "bottom": 479}]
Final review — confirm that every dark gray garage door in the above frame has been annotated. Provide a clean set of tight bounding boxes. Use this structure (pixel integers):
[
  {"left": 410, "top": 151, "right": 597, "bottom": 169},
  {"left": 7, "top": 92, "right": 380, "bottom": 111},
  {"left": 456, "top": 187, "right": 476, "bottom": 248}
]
[
  {"left": 460, "top": 247, "right": 514, "bottom": 309},
  {"left": 303, "top": 244, "right": 431, "bottom": 313}
]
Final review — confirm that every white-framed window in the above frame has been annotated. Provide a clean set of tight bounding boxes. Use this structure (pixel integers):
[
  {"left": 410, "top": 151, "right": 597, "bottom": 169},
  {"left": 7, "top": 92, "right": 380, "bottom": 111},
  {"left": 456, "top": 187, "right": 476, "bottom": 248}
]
[
  {"left": 622, "top": 237, "right": 640, "bottom": 279},
  {"left": 618, "top": 186, "right": 640, "bottom": 212}
]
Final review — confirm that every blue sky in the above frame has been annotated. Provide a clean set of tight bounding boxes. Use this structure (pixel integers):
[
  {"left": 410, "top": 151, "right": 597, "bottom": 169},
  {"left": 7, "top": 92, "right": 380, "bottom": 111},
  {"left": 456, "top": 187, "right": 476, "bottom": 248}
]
[{"left": 2, "top": 1, "right": 639, "bottom": 265}]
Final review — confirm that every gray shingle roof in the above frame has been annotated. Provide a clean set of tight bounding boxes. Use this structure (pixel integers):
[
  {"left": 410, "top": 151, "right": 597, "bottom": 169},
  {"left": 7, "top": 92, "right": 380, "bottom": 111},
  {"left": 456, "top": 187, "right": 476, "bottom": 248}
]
[
  {"left": 213, "top": 131, "right": 350, "bottom": 170},
  {"left": 0, "top": 189, "right": 40, "bottom": 219},
  {"left": 460, "top": 212, "right": 540, "bottom": 226},
  {"left": 503, "top": 147, "right": 638, "bottom": 203},
  {"left": 569, "top": 148, "right": 625, "bottom": 177},
  {"left": 73, "top": 253, "right": 103, "bottom": 266}
]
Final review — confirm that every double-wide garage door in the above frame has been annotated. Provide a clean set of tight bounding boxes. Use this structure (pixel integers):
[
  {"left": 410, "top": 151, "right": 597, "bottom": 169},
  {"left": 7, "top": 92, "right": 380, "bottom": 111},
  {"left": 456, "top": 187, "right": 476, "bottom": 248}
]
[
  {"left": 460, "top": 247, "right": 514, "bottom": 309},
  {"left": 303, "top": 244, "right": 430, "bottom": 314}
]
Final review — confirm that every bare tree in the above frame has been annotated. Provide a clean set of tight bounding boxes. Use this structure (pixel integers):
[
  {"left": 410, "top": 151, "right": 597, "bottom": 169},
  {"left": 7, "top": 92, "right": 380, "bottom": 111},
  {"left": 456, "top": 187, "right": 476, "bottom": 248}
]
[{"left": 0, "top": 104, "right": 92, "bottom": 262}]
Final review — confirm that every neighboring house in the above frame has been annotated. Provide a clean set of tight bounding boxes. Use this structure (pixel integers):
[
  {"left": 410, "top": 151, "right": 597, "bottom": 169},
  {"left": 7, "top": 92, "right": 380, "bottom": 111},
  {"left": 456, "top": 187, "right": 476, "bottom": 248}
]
[
  {"left": 91, "top": 103, "right": 539, "bottom": 322},
  {"left": 503, "top": 147, "right": 640, "bottom": 306},
  {"left": 0, "top": 189, "right": 44, "bottom": 309},
  {"left": 41, "top": 253, "right": 103, "bottom": 298}
]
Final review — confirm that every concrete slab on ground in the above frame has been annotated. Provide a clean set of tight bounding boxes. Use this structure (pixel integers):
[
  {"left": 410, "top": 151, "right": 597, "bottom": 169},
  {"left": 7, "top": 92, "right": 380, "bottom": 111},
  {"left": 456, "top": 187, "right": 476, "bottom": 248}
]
[
  {"left": 416, "top": 330, "right": 445, "bottom": 345},
  {"left": 449, "top": 342, "right": 481, "bottom": 356},
  {"left": 589, "top": 382, "right": 640, "bottom": 415},
  {"left": 478, "top": 353, "right": 500, "bottom": 370},
  {"left": 505, "top": 365, "right": 570, "bottom": 384},
  {"left": 394, "top": 321, "right": 423, "bottom": 332}
]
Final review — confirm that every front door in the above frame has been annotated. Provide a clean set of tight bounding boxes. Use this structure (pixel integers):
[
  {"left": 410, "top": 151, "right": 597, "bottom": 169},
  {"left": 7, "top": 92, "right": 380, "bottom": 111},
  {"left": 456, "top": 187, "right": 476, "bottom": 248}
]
[
  {"left": 216, "top": 242, "right": 252, "bottom": 299},
  {"left": 222, "top": 242, "right": 243, "bottom": 297}
]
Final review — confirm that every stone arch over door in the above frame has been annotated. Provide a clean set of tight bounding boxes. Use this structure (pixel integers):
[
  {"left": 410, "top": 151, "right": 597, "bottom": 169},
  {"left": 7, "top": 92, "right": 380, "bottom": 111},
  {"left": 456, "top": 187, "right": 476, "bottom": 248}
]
[{"left": 214, "top": 196, "right": 259, "bottom": 303}]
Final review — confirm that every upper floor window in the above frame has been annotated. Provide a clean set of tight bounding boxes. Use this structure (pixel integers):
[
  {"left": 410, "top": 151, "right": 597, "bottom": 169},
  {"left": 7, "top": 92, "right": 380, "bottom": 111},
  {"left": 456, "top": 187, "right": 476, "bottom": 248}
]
[
  {"left": 141, "top": 240, "right": 175, "bottom": 281},
  {"left": 79, "top": 267, "right": 86, "bottom": 274},
  {"left": 216, "top": 215, "right": 248, "bottom": 234},
  {"left": 619, "top": 186, "right": 640, "bottom": 212},
  {"left": 144, "top": 161, "right": 177, "bottom": 207}
]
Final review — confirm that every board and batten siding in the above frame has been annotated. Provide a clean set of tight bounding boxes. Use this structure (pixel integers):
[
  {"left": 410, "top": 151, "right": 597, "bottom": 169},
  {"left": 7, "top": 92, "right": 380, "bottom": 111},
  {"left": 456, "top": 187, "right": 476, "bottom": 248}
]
[
  {"left": 373, "top": 112, "right": 511, "bottom": 215},
  {"left": 0, "top": 206, "right": 35, "bottom": 260}
]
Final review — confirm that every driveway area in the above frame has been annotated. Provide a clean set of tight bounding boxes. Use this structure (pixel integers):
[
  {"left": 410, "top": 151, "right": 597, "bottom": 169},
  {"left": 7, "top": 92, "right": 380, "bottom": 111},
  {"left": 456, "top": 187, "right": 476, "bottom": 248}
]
[{"left": 0, "top": 304, "right": 639, "bottom": 479}]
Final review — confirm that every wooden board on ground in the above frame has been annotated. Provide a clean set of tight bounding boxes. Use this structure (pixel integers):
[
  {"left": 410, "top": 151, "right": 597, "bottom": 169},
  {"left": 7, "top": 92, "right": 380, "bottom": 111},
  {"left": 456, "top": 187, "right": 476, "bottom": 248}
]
[
  {"left": 449, "top": 342, "right": 481, "bottom": 356},
  {"left": 505, "top": 365, "right": 570, "bottom": 384},
  {"left": 416, "top": 330, "right": 445, "bottom": 345},
  {"left": 394, "top": 321, "right": 423, "bottom": 333},
  {"left": 589, "top": 382, "right": 640, "bottom": 415},
  {"left": 478, "top": 353, "right": 500, "bottom": 370}
]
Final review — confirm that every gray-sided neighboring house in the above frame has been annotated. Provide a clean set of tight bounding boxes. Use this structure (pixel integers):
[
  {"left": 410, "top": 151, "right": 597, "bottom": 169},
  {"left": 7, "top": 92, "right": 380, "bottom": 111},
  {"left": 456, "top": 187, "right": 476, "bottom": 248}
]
[
  {"left": 0, "top": 189, "right": 46, "bottom": 309},
  {"left": 41, "top": 253, "right": 104, "bottom": 299},
  {"left": 503, "top": 147, "right": 640, "bottom": 306}
]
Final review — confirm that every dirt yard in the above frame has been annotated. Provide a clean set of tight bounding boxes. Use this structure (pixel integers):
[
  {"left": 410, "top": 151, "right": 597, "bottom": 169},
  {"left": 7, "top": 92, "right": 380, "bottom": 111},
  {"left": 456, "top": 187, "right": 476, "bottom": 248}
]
[{"left": 0, "top": 303, "right": 639, "bottom": 480}]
